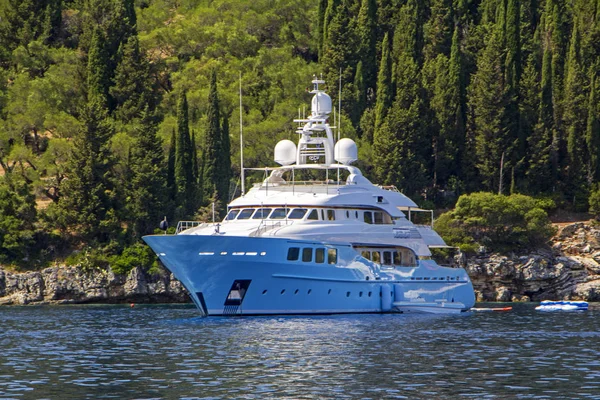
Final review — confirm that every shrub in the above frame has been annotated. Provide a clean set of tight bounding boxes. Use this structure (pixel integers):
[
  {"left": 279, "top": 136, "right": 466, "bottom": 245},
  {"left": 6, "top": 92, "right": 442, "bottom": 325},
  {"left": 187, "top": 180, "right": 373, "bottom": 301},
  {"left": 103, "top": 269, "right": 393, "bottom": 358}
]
[
  {"left": 589, "top": 187, "right": 600, "bottom": 219},
  {"left": 110, "top": 242, "right": 159, "bottom": 275},
  {"left": 435, "top": 192, "right": 555, "bottom": 252}
]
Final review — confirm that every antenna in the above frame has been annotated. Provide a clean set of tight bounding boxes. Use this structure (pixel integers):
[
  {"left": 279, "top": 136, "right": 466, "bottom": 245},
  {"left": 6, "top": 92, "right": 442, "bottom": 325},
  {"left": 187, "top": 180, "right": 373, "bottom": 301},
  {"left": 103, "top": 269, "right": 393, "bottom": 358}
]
[
  {"left": 338, "top": 68, "right": 342, "bottom": 142},
  {"left": 239, "top": 72, "right": 245, "bottom": 196}
]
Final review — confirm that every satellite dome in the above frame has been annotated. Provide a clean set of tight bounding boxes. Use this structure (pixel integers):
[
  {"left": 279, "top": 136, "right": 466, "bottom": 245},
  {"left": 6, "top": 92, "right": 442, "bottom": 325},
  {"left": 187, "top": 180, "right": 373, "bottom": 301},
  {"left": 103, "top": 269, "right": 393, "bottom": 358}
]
[
  {"left": 311, "top": 92, "right": 332, "bottom": 116},
  {"left": 274, "top": 140, "right": 297, "bottom": 165},
  {"left": 334, "top": 138, "right": 358, "bottom": 165}
]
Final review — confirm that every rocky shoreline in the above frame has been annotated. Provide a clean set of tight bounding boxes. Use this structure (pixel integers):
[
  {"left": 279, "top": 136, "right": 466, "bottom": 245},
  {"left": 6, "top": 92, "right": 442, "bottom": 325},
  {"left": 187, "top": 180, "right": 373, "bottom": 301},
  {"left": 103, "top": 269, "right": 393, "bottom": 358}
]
[{"left": 1, "top": 222, "right": 600, "bottom": 305}]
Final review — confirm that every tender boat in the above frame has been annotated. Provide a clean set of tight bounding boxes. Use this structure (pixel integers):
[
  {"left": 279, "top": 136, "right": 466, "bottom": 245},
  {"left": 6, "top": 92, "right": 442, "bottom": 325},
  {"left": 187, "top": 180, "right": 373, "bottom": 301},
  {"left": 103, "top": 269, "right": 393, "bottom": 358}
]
[
  {"left": 535, "top": 301, "right": 589, "bottom": 311},
  {"left": 143, "top": 78, "right": 476, "bottom": 316}
]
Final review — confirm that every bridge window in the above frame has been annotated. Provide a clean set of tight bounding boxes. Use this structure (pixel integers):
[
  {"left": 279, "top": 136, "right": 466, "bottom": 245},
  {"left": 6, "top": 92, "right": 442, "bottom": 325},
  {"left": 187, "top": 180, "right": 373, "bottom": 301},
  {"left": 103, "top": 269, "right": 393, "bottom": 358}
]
[
  {"left": 328, "top": 248, "right": 337, "bottom": 264},
  {"left": 288, "top": 208, "right": 308, "bottom": 219},
  {"left": 252, "top": 208, "right": 272, "bottom": 219},
  {"left": 374, "top": 211, "right": 384, "bottom": 224},
  {"left": 302, "top": 248, "right": 313, "bottom": 262},
  {"left": 226, "top": 209, "right": 239, "bottom": 220},
  {"left": 307, "top": 209, "right": 319, "bottom": 220},
  {"left": 237, "top": 209, "right": 255, "bottom": 219},
  {"left": 315, "top": 248, "right": 325, "bottom": 263},
  {"left": 270, "top": 208, "right": 288, "bottom": 219},
  {"left": 361, "top": 250, "right": 370, "bottom": 260},
  {"left": 393, "top": 251, "right": 402, "bottom": 266},
  {"left": 371, "top": 251, "right": 380, "bottom": 263},
  {"left": 364, "top": 211, "right": 373, "bottom": 224},
  {"left": 287, "top": 247, "right": 299, "bottom": 261}
]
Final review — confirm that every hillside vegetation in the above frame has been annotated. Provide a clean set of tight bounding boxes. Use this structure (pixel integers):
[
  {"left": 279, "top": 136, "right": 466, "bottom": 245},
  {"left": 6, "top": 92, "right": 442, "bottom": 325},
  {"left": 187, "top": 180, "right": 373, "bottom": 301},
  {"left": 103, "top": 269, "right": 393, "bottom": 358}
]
[{"left": 0, "top": 0, "right": 599, "bottom": 268}]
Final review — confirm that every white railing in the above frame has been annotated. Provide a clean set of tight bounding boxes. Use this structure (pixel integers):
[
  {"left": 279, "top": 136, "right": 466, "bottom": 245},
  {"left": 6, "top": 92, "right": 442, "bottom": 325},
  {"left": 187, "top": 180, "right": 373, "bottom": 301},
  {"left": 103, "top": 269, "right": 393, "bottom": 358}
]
[{"left": 176, "top": 221, "right": 207, "bottom": 234}]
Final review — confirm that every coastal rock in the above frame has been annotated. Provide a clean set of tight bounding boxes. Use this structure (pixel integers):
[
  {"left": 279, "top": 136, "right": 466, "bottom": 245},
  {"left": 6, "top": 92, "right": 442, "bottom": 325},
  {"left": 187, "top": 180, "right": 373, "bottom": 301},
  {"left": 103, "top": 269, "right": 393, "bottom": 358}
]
[{"left": 0, "top": 265, "right": 190, "bottom": 306}]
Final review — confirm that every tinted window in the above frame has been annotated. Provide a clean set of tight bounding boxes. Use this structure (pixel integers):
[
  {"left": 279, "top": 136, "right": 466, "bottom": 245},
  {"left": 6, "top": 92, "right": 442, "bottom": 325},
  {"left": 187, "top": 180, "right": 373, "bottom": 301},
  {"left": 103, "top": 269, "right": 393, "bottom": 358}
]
[
  {"left": 287, "top": 247, "right": 299, "bottom": 261},
  {"left": 327, "top": 249, "right": 337, "bottom": 264},
  {"left": 302, "top": 248, "right": 312, "bottom": 262},
  {"left": 226, "top": 210, "right": 240, "bottom": 220},
  {"left": 364, "top": 212, "right": 373, "bottom": 224},
  {"left": 252, "top": 208, "right": 272, "bottom": 219},
  {"left": 237, "top": 209, "right": 255, "bottom": 219},
  {"left": 361, "top": 250, "right": 370, "bottom": 260},
  {"left": 315, "top": 248, "right": 325, "bottom": 263},
  {"left": 327, "top": 210, "right": 335, "bottom": 220},
  {"left": 374, "top": 212, "right": 384, "bottom": 224},
  {"left": 372, "top": 251, "right": 380, "bottom": 263},
  {"left": 270, "top": 208, "right": 288, "bottom": 219},
  {"left": 307, "top": 209, "right": 319, "bottom": 220},
  {"left": 393, "top": 251, "right": 402, "bottom": 265},
  {"left": 383, "top": 251, "right": 392, "bottom": 265},
  {"left": 288, "top": 208, "right": 308, "bottom": 219}
]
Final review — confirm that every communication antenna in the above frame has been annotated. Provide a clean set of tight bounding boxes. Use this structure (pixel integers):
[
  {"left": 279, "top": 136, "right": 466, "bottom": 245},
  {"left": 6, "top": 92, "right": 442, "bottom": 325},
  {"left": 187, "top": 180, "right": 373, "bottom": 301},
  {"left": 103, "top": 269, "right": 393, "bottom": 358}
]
[
  {"left": 338, "top": 68, "right": 342, "bottom": 142},
  {"left": 239, "top": 72, "right": 245, "bottom": 195}
]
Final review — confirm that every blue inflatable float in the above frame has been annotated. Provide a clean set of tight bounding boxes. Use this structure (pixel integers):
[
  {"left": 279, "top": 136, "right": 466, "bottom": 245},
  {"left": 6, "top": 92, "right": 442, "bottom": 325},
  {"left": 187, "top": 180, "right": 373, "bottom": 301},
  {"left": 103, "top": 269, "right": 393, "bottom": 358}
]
[{"left": 535, "top": 300, "right": 589, "bottom": 311}]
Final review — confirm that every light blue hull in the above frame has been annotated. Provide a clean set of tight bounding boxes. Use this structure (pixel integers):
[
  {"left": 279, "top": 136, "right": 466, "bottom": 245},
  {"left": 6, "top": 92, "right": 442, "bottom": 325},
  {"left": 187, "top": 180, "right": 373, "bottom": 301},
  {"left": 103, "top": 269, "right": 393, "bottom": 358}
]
[{"left": 143, "top": 235, "right": 475, "bottom": 316}]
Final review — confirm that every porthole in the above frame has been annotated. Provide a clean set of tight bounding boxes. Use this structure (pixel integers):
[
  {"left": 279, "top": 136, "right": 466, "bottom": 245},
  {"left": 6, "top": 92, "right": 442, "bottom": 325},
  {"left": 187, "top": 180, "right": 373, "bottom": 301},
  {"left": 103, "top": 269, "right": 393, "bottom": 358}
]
[
  {"left": 346, "top": 291, "right": 351, "bottom": 297},
  {"left": 368, "top": 292, "right": 372, "bottom": 297},
  {"left": 294, "top": 289, "right": 299, "bottom": 295},
  {"left": 328, "top": 289, "right": 332, "bottom": 295},
  {"left": 359, "top": 291, "right": 363, "bottom": 297},
  {"left": 281, "top": 289, "right": 286, "bottom": 295},
  {"left": 262, "top": 290, "right": 267, "bottom": 295},
  {"left": 308, "top": 289, "right": 312, "bottom": 295}
]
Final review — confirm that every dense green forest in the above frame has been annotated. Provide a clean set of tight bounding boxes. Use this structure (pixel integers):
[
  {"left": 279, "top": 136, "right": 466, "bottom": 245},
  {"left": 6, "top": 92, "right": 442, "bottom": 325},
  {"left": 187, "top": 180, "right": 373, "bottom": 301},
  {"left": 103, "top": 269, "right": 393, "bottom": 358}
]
[{"left": 0, "top": 0, "right": 599, "bottom": 268}]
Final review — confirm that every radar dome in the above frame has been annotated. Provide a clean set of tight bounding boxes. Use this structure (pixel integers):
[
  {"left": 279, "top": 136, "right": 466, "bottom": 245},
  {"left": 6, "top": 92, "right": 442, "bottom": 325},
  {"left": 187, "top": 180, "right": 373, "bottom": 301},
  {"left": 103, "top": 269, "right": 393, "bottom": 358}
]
[
  {"left": 334, "top": 138, "right": 358, "bottom": 165},
  {"left": 274, "top": 140, "right": 297, "bottom": 165},
  {"left": 311, "top": 92, "right": 332, "bottom": 116}
]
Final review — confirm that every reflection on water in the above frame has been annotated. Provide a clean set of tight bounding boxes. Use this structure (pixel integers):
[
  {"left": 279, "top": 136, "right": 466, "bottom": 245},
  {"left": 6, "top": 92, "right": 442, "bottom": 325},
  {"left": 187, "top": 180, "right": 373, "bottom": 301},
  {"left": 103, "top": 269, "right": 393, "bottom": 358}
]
[{"left": 0, "top": 303, "right": 599, "bottom": 399}]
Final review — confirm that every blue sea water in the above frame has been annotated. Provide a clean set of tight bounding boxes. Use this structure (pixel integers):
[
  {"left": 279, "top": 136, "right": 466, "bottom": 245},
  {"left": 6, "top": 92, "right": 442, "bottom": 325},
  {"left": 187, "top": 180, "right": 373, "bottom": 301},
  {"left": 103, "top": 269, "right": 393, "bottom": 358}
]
[{"left": 0, "top": 303, "right": 599, "bottom": 399}]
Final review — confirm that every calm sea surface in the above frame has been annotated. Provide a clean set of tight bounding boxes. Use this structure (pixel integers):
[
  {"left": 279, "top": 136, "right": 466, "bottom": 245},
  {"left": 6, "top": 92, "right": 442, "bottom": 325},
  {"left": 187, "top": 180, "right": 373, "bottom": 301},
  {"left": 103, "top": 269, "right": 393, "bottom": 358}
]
[{"left": 0, "top": 303, "right": 599, "bottom": 399}]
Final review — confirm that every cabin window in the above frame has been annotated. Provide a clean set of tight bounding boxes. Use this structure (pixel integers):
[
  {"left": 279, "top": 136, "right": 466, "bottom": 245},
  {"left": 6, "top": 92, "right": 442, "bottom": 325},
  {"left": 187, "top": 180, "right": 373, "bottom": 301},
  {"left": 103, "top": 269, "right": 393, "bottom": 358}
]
[
  {"left": 287, "top": 247, "right": 299, "bottom": 261},
  {"left": 302, "top": 248, "right": 312, "bottom": 262},
  {"left": 355, "top": 211, "right": 359, "bottom": 219},
  {"left": 315, "top": 248, "right": 325, "bottom": 263},
  {"left": 251, "top": 208, "right": 272, "bottom": 219},
  {"left": 374, "top": 212, "right": 384, "bottom": 224},
  {"left": 327, "top": 209, "right": 335, "bottom": 220},
  {"left": 237, "top": 209, "right": 255, "bottom": 219},
  {"left": 327, "top": 249, "right": 337, "bottom": 264},
  {"left": 383, "top": 251, "right": 392, "bottom": 265},
  {"left": 361, "top": 250, "right": 370, "bottom": 260},
  {"left": 307, "top": 209, "right": 319, "bottom": 220},
  {"left": 321, "top": 209, "right": 325, "bottom": 220},
  {"left": 346, "top": 210, "right": 350, "bottom": 218},
  {"left": 371, "top": 251, "right": 380, "bottom": 263},
  {"left": 364, "top": 211, "right": 373, "bottom": 224},
  {"left": 270, "top": 208, "right": 288, "bottom": 219},
  {"left": 393, "top": 251, "right": 402, "bottom": 266},
  {"left": 288, "top": 208, "right": 308, "bottom": 219},
  {"left": 226, "top": 209, "right": 240, "bottom": 220}
]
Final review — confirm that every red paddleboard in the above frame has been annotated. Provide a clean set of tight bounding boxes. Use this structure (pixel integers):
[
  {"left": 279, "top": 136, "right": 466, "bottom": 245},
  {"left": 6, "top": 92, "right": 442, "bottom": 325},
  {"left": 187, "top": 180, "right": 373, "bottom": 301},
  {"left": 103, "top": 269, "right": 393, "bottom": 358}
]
[{"left": 470, "top": 306, "right": 513, "bottom": 312}]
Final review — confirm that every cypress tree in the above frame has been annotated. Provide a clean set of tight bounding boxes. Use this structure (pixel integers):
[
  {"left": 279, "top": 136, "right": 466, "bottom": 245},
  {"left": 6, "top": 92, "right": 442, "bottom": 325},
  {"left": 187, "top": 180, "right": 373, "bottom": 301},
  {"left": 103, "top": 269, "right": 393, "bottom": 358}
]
[
  {"left": 423, "top": 0, "right": 454, "bottom": 60},
  {"left": 526, "top": 46, "right": 554, "bottom": 193},
  {"left": 448, "top": 26, "right": 467, "bottom": 182},
  {"left": 374, "top": 32, "right": 393, "bottom": 132},
  {"left": 356, "top": 0, "right": 377, "bottom": 104},
  {"left": 203, "top": 71, "right": 223, "bottom": 206},
  {"left": 564, "top": 22, "right": 588, "bottom": 203},
  {"left": 127, "top": 108, "right": 167, "bottom": 238},
  {"left": 220, "top": 113, "right": 231, "bottom": 206},
  {"left": 586, "top": 73, "right": 600, "bottom": 184},
  {"left": 175, "top": 91, "right": 194, "bottom": 219},
  {"left": 87, "top": 27, "right": 111, "bottom": 107},
  {"left": 469, "top": 20, "right": 507, "bottom": 191},
  {"left": 317, "top": 0, "right": 328, "bottom": 60},
  {"left": 166, "top": 129, "right": 176, "bottom": 218}
]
